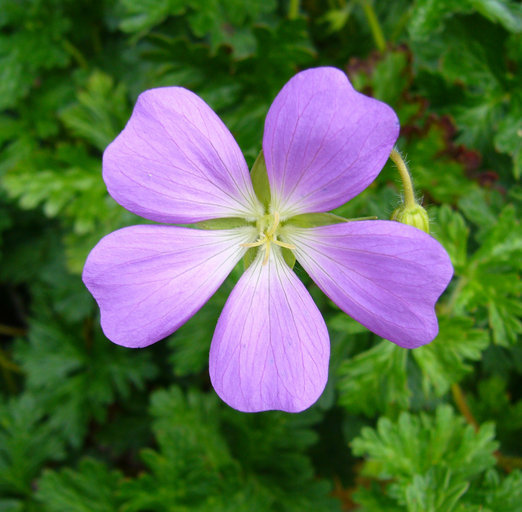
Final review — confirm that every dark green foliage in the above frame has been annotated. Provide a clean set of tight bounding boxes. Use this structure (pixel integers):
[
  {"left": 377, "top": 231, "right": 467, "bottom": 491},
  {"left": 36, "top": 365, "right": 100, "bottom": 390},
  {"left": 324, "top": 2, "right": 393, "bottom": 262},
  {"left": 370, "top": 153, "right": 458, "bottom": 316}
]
[
  {"left": 0, "top": 0, "right": 521, "bottom": 510},
  {"left": 14, "top": 309, "right": 158, "bottom": 447},
  {"left": 0, "top": 395, "right": 65, "bottom": 499},
  {"left": 36, "top": 459, "right": 124, "bottom": 512},
  {"left": 351, "top": 406, "right": 499, "bottom": 510}
]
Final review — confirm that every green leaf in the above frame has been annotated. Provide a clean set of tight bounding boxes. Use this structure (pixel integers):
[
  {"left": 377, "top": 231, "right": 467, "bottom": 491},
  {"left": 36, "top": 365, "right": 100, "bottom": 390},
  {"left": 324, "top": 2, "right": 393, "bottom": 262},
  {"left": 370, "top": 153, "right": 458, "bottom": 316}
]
[
  {"left": 14, "top": 308, "right": 158, "bottom": 447},
  {"left": 412, "top": 316, "right": 489, "bottom": 396},
  {"left": 352, "top": 406, "right": 497, "bottom": 479},
  {"left": 470, "top": 469, "right": 522, "bottom": 511},
  {"left": 119, "top": 0, "right": 187, "bottom": 35},
  {"left": 36, "top": 459, "right": 123, "bottom": 512},
  {"left": 398, "top": 467, "right": 469, "bottom": 512},
  {"left": 468, "top": 376, "right": 522, "bottom": 453},
  {"left": 494, "top": 92, "right": 522, "bottom": 179},
  {"left": 0, "top": 394, "right": 65, "bottom": 497},
  {"left": 0, "top": 2, "right": 70, "bottom": 109},
  {"left": 337, "top": 341, "right": 410, "bottom": 417},
  {"left": 351, "top": 406, "right": 498, "bottom": 510},
  {"left": 187, "top": 0, "right": 277, "bottom": 58},
  {"left": 432, "top": 205, "right": 468, "bottom": 271},
  {"left": 120, "top": 387, "right": 340, "bottom": 512},
  {"left": 59, "top": 71, "right": 131, "bottom": 152},
  {"left": 409, "top": 0, "right": 521, "bottom": 40},
  {"left": 469, "top": 0, "right": 522, "bottom": 33},
  {"left": 458, "top": 205, "right": 522, "bottom": 344}
]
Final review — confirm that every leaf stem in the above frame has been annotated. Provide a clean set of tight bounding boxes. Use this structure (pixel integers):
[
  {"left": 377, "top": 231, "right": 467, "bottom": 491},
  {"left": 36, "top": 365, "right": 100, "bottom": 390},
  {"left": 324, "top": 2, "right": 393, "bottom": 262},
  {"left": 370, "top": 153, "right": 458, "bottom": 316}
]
[
  {"left": 452, "top": 383, "right": 522, "bottom": 472},
  {"left": 390, "top": 149, "right": 416, "bottom": 208},
  {"left": 451, "top": 383, "right": 479, "bottom": 432},
  {"left": 360, "top": 0, "right": 386, "bottom": 52}
]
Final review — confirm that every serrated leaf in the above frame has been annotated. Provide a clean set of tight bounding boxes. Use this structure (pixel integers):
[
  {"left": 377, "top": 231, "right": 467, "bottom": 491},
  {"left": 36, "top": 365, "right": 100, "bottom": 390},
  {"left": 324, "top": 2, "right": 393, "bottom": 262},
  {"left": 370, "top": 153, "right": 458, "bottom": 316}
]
[
  {"left": 0, "top": 394, "right": 65, "bottom": 497},
  {"left": 458, "top": 205, "right": 522, "bottom": 344},
  {"left": 119, "top": 0, "right": 187, "bottom": 34},
  {"left": 337, "top": 341, "right": 410, "bottom": 417},
  {"left": 474, "top": 469, "right": 522, "bottom": 511},
  {"left": 14, "top": 308, "right": 158, "bottom": 447},
  {"left": 59, "top": 71, "right": 131, "bottom": 152},
  {"left": 412, "top": 316, "right": 489, "bottom": 396},
  {"left": 409, "top": 0, "right": 521, "bottom": 40},
  {"left": 187, "top": 0, "right": 277, "bottom": 58},
  {"left": 397, "top": 467, "right": 469, "bottom": 512},
  {"left": 120, "top": 387, "right": 340, "bottom": 512},
  {"left": 36, "top": 459, "right": 123, "bottom": 512},
  {"left": 352, "top": 405, "right": 498, "bottom": 480}
]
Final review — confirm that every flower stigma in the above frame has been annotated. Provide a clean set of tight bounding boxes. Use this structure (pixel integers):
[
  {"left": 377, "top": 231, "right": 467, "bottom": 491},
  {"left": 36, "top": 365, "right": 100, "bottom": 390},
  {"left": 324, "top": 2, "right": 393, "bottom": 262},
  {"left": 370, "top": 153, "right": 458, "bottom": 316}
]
[{"left": 241, "top": 211, "right": 296, "bottom": 265}]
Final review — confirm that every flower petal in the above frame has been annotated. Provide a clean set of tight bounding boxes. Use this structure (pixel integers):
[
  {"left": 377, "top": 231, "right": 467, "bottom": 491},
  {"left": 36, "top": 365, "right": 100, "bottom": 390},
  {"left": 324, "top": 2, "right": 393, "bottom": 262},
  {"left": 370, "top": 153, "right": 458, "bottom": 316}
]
[
  {"left": 103, "top": 87, "right": 262, "bottom": 223},
  {"left": 263, "top": 67, "right": 399, "bottom": 217},
  {"left": 284, "top": 221, "right": 453, "bottom": 348},
  {"left": 209, "top": 250, "right": 330, "bottom": 413},
  {"left": 83, "top": 226, "right": 255, "bottom": 348}
]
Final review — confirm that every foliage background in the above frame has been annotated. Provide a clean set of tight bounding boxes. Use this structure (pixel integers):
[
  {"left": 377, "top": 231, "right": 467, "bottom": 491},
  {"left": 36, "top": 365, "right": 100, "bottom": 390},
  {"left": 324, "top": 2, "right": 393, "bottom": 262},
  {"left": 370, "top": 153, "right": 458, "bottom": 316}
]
[{"left": 0, "top": 0, "right": 521, "bottom": 510}]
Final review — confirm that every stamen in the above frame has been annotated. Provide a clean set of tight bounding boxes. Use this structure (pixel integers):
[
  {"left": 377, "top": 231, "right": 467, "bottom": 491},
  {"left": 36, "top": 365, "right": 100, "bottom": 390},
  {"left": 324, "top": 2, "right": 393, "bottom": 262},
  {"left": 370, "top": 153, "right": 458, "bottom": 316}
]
[
  {"left": 241, "top": 237, "right": 266, "bottom": 248},
  {"left": 263, "top": 240, "right": 271, "bottom": 266},
  {"left": 240, "top": 211, "right": 294, "bottom": 266},
  {"left": 273, "top": 240, "right": 296, "bottom": 250}
]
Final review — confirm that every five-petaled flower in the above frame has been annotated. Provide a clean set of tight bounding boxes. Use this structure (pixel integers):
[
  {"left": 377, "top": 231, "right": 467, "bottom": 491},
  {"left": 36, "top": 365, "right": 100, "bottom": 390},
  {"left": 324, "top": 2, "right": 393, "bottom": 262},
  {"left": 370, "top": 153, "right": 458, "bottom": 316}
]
[{"left": 83, "top": 67, "right": 453, "bottom": 413}]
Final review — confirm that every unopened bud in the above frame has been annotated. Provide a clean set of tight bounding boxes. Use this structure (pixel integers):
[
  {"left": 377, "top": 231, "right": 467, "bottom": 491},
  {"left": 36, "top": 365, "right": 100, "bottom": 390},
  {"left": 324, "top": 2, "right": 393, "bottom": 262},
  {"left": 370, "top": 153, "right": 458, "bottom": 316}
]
[{"left": 391, "top": 204, "right": 430, "bottom": 233}]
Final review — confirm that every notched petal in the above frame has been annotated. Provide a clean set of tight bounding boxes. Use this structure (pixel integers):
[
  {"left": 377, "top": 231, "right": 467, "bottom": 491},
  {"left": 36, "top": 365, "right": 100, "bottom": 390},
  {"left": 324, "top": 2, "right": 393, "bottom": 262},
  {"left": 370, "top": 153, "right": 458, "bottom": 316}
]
[
  {"left": 82, "top": 226, "right": 256, "bottom": 348},
  {"left": 209, "top": 251, "right": 330, "bottom": 412},
  {"left": 285, "top": 221, "right": 453, "bottom": 348},
  {"left": 263, "top": 67, "right": 399, "bottom": 216},
  {"left": 103, "top": 87, "right": 262, "bottom": 224}
]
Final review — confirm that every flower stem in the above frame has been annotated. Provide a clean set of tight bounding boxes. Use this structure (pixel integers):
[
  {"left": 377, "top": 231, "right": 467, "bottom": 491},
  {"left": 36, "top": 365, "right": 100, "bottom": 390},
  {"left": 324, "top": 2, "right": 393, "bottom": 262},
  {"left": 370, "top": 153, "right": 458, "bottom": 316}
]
[
  {"left": 390, "top": 149, "right": 416, "bottom": 208},
  {"left": 360, "top": 0, "right": 386, "bottom": 52},
  {"left": 288, "top": 0, "right": 300, "bottom": 19}
]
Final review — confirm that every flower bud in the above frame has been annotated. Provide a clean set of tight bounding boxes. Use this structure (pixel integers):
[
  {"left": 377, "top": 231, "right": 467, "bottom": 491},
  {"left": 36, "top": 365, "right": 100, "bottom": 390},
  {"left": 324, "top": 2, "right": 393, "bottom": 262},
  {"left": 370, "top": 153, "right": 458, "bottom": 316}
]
[{"left": 391, "top": 203, "right": 430, "bottom": 233}]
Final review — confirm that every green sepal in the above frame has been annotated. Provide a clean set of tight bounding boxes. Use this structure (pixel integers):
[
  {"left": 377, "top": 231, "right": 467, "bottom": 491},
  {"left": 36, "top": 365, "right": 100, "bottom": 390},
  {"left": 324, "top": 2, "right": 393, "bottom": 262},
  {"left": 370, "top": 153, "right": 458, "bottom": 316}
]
[
  {"left": 281, "top": 247, "right": 296, "bottom": 269},
  {"left": 250, "top": 151, "right": 271, "bottom": 209},
  {"left": 194, "top": 218, "right": 252, "bottom": 230},
  {"left": 243, "top": 248, "right": 257, "bottom": 270},
  {"left": 242, "top": 247, "right": 296, "bottom": 270},
  {"left": 285, "top": 212, "right": 375, "bottom": 228}
]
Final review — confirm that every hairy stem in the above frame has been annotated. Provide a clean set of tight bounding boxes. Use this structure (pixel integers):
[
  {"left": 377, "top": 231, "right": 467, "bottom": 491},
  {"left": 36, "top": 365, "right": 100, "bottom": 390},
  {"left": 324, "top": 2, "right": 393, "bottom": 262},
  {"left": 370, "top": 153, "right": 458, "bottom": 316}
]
[{"left": 390, "top": 149, "right": 416, "bottom": 208}]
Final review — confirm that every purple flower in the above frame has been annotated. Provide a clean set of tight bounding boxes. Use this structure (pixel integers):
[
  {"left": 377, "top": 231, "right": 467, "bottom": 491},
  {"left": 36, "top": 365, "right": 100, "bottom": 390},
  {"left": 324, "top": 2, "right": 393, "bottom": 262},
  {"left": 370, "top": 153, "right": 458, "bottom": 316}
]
[{"left": 83, "top": 67, "right": 453, "bottom": 413}]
